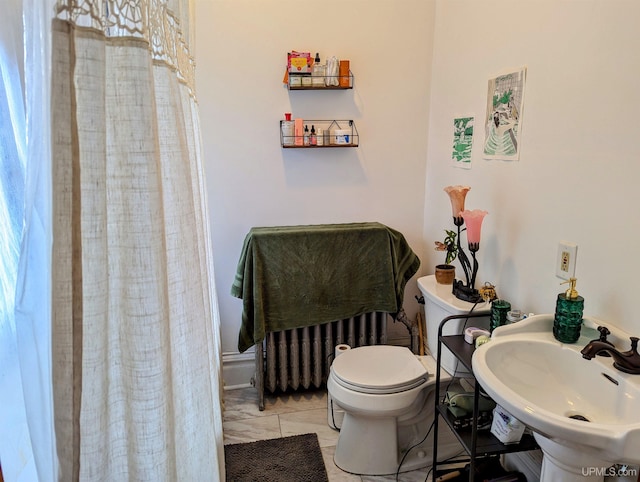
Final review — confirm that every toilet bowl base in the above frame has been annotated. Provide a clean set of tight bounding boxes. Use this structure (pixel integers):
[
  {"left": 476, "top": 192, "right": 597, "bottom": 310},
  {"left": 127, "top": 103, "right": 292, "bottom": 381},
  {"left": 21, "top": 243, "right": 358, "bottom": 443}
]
[
  {"left": 333, "top": 411, "right": 463, "bottom": 476},
  {"left": 334, "top": 414, "right": 398, "bottom": 475}
]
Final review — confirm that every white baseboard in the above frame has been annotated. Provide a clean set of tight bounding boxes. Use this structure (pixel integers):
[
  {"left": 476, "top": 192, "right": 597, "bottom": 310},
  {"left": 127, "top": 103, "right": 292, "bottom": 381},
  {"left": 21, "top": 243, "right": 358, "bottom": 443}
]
[{"left": 222, "top": 350, "right": 255, "bottom": 389}]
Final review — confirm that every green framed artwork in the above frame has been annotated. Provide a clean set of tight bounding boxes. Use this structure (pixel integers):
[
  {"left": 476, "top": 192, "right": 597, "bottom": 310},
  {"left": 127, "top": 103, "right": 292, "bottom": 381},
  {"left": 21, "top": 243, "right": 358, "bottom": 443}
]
[
  {"left": 452, "top": 116, "right": 474, "bottom": 169},
  {"left": 483, "top": 67, "right": 527, "bottom": 161}
]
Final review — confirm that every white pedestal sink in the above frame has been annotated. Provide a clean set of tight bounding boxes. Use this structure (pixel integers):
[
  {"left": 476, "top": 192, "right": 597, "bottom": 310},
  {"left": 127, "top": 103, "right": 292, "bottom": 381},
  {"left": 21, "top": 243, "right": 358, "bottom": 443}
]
[{"left": 472, "top": 314, "right": 640, "bottom": 481}]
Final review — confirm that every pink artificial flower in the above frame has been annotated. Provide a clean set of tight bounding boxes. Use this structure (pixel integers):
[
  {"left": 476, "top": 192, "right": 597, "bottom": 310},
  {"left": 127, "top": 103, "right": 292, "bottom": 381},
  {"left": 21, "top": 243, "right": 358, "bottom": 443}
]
[{"left": 460, "top": 209, "right": 488, "bottom": 246}]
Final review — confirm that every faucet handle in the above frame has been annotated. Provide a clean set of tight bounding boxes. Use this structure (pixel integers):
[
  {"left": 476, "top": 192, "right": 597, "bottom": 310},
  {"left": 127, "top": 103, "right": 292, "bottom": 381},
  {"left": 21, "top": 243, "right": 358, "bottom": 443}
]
[
  {"left": 620, "top": 336, "right": 640, "bottom": 358},
  {"left": 590, "top": 326, "right": 614, "bottom": 357},
  {"left": 597, "top": 326, "right": 611, "bottom": 342}
]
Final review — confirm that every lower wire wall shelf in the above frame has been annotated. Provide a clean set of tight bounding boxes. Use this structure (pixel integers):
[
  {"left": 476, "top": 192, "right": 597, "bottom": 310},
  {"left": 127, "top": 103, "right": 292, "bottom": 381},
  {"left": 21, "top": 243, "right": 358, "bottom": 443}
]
[
  {"left": 433, "top": 314, "right": 539, "bottom": 481},
  {"left": 280, "top": 119, "right": 359, "bottom": 148}
]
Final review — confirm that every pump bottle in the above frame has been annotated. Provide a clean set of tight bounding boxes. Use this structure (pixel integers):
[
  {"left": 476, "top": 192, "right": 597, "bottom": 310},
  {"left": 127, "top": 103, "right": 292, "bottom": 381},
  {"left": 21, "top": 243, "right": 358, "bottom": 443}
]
[{"left": 553, "top": 277, "right": 585, "bottom": 343}]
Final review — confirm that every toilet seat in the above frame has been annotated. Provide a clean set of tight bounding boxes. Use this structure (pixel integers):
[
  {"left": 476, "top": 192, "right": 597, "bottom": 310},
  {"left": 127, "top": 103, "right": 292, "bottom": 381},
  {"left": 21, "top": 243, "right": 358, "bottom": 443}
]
[{"left": 331, "top": 345, "right": 428, "bottom": 394}]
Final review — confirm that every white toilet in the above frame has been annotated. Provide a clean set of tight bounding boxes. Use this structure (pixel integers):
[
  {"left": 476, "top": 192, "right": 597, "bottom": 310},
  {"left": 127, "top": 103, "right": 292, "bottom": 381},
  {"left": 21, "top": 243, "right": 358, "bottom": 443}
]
[
  {"left": 326, "top": 275, "right": 490, "bottom": 476},
  {"left": 418, "top": 275, "right": 491, "bottom": 377}
]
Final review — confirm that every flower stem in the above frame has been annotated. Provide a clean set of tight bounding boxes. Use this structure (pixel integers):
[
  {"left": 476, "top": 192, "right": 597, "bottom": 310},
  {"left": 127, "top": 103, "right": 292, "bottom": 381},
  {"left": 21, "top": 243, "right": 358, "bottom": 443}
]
[
  {"left": 470, "top": 249, "right": 478, "bottom": 289},
  {"left": 455, "top": 220, "right": 472, "bottom": 287}
]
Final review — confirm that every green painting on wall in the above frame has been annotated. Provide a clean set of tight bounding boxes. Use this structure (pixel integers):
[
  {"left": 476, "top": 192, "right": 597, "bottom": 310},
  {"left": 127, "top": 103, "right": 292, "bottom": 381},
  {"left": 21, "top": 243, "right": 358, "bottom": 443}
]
[{"left": 452, "top": 116, "right": 474, "bottom": 169}]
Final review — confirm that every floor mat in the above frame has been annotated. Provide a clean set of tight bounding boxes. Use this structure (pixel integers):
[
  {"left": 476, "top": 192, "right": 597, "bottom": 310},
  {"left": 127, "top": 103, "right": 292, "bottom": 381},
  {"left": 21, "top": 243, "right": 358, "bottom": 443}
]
[{"left": 224, "top": 433, "right": 328, "bottom": 482}]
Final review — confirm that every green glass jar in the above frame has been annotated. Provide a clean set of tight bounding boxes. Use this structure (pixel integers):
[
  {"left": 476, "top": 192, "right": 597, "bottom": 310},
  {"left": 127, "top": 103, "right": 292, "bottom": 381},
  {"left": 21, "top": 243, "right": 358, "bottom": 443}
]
[
  {"left": 490, "top": 299, "right": 511, "bottom": 333},
  {"left": 553, "top": 293, "right": 584, "bottom": 343}
]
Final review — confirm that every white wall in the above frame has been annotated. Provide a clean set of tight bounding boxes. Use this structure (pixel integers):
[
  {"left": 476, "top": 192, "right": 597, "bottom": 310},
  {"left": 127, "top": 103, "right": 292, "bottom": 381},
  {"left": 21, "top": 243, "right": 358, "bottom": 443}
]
[
  {"left": 197, "top": 0, "right": 640, "bottom": 386},
  {"left": 196, "top": 1, "right": 437, "bottom": 370},
  {"left": 425, "top": 0, "right": 640, "bottom": 334}
]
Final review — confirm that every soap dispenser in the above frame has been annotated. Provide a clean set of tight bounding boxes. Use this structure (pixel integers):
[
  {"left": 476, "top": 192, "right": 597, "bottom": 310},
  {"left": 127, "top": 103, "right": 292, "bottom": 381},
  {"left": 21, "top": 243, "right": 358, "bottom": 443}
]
[{"left": 553, "top": 277, "right": 585, "bottom": 343}]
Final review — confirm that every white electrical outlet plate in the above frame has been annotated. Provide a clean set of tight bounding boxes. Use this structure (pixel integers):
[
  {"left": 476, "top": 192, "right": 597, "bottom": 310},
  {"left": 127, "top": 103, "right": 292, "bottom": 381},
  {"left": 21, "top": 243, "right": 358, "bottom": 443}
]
[{"left": 556, "top": 241, "right": 578, "bottom": 280}]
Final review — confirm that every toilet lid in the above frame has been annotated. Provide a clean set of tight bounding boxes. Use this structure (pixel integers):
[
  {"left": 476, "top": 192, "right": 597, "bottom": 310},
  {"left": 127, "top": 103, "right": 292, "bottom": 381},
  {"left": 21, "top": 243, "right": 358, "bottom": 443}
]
[{"left": 331, "top": 345, "right": 427, "bottom": 393}]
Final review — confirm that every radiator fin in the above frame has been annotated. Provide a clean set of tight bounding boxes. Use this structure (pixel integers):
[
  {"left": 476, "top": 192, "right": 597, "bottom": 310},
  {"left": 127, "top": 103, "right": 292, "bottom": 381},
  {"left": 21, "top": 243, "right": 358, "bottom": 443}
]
[{"left": 263, "top": 312, "right": 389, "bottom": 394}]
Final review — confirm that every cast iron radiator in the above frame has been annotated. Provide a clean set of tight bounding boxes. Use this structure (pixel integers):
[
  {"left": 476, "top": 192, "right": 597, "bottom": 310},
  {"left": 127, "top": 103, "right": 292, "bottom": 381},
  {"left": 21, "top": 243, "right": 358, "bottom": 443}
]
[
  {"left": 252, "top": 310, "right": 419, "bottom": 410},
  {"left": 232, "top": 223, "right": 422, "bottom": 410}
]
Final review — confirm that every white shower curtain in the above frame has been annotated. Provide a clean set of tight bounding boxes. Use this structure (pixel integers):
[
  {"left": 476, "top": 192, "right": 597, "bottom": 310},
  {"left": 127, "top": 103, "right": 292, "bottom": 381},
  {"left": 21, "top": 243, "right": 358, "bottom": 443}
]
[{"left": 4, "top": 0, "right": 225, "bottom": 480}]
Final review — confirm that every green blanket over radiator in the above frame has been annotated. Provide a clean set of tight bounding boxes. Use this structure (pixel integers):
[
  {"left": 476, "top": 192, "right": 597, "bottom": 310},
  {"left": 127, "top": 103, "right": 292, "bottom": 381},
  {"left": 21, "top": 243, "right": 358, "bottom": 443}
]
[{"left": 231, "top": 222, "right": 420, "bottom": 353}]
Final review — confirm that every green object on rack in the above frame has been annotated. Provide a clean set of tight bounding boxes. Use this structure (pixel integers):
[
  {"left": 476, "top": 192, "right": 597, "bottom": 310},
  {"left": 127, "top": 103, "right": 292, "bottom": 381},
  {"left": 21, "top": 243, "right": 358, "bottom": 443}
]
[
  {"left": 490, "top": 299, "right": 511, "bottom": 332},
  {"left": 445, "top": 390, "right": 496, "bottom": 416}
]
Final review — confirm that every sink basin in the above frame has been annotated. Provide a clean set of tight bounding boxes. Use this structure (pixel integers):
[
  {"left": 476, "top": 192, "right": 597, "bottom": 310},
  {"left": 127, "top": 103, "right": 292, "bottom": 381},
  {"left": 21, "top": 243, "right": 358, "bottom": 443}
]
[{"left": 472, "top": 314, "right": 640, "bottom": 479}]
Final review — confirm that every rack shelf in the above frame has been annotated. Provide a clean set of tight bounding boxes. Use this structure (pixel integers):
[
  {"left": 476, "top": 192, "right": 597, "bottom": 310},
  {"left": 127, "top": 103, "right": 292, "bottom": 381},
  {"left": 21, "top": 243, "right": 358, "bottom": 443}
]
[
  {"left": 287, "top": 71, "right": 353, "bottom": 90},
  {"left": 435, "top": 403, "right": 537, "bottom": 458},
  {"left": 280, "top": 119, "right": 359, "bottom": 148},
  {"left": 433, "top": 314, "right": 539, "bottom": 481}
]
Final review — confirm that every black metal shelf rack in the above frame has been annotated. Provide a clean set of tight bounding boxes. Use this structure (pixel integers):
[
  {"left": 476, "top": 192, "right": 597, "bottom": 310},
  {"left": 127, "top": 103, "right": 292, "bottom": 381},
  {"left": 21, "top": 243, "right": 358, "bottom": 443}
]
[{"left": 432, "top": 313, "right": 539, "bottom": 481}]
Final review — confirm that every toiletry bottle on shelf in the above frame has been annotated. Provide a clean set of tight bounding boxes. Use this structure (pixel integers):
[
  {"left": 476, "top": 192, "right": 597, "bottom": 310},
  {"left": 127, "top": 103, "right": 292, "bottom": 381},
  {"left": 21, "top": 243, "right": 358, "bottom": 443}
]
[
  {"left": 339, "top": 59, "right": 350, "bottom": 87},
  {"left": 553, "top": 277, "right": 585, "bottom": 343},
  {"left": 312, "top": 53, "right": 325, "bottom": 87},
  {"left": 310, "top": 125, "right": 317, "bottom": 145},
  {"left": 303, "top": 125, "right": 310, "bottom": 146},
  {"left": 281, "top": 113, "right": 294, "bottom": 146},
  {"left": 294, "top": 118, "right": 304, "bottom": 146}
]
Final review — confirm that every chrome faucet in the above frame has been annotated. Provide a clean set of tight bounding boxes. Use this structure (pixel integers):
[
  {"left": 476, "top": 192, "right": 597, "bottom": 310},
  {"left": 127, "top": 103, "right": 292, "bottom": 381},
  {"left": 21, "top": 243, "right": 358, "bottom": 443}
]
[{"left": 581, "top": 336, "right": 640, "bottom": 374}]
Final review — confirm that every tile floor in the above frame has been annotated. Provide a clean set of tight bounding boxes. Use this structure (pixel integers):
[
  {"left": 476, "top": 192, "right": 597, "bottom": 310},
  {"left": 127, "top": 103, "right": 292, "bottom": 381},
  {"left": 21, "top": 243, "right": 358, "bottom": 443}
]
[{"left": 222, "top": 386, "right": 438, "bottom": 482}]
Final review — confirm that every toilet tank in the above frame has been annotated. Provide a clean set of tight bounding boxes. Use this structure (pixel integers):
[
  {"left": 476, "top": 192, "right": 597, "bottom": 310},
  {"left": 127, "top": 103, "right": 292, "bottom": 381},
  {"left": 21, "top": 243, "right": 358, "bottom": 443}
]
[{"left": 417, "top": 275, "right": 490, "bottom": 375}]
